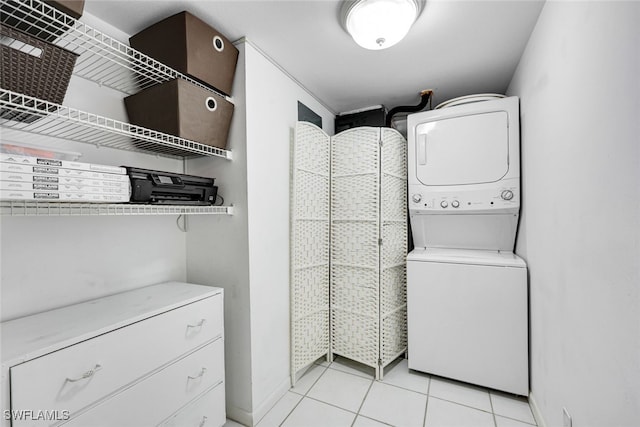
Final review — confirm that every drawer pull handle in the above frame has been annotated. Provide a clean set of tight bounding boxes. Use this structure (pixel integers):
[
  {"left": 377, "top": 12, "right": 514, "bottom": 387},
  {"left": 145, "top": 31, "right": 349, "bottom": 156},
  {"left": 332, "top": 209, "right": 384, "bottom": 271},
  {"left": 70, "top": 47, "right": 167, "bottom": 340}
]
[
  {"left": 188, "top": 367, "right": 207, "bottom": 380},
  {"left": 187, "top": 319, "right": 207, "bottom": 330},
  {"left": 66, "top": 364, "right": 102, "bottom": 383},
  {"left": 199, "top": 416, "right": 208, "bottom": 427}
]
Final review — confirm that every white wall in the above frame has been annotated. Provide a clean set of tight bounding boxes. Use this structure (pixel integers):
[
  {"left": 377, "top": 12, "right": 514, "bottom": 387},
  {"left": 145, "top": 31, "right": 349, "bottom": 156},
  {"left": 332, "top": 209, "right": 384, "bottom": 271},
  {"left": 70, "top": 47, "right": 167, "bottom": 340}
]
[
  {"left": 186, "top": 40, "right": 334, "bottom": 426},
  {"left": 186, "top": 42, "right": 254, "bottom": 424},
  {"left": 244, "top": 41, "right": 334, "bottom": 423},
  {"left": 0, "top": 213, "right": 186, "bottom": 320},
  {"left": 507, "top": 2, "right": 640, "bottom": 426},
  {"left": 0, "top": 12, "right": 187, "bottom": 322}
]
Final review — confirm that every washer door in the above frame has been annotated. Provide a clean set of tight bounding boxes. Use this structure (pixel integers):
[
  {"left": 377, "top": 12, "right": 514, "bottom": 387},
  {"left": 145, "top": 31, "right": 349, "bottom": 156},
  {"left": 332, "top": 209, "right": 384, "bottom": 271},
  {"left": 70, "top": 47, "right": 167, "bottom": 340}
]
[{"left": 414, "top": 111, "right": 509, "bottom": 186}]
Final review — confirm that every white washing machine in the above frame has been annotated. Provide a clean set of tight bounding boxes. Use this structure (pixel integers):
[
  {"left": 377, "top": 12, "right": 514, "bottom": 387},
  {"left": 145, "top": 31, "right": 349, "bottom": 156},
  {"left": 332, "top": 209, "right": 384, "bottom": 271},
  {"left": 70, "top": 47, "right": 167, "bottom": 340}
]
[
  {"left": 406, "top": 95, "right": 529, "bottom": 395},
  {"left": 407, "top": 248, "right": 528, "bottom": 395}
]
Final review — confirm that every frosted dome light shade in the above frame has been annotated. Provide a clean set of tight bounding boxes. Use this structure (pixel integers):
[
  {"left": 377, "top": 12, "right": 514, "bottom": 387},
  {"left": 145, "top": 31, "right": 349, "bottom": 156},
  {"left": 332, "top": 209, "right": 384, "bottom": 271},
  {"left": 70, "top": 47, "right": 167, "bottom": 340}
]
[{"left": 344, "top": 0, "right": 420, "bottom": 50}]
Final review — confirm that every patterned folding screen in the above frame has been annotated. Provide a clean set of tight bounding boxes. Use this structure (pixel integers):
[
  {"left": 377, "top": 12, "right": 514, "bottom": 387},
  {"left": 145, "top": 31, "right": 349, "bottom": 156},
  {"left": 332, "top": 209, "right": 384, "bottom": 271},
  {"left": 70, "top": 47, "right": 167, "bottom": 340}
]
[
  {"left": 330, "top": 127, "right": 381, "bottom": 374},
  {"left": 379, "top": 128, "right": 409, "bottom": 367},
  {"left": 290, "top": 122, "right": 331, "bottom": 384},
  {"left": 291, "top": 123, "right": 407, "bottom": 382}
]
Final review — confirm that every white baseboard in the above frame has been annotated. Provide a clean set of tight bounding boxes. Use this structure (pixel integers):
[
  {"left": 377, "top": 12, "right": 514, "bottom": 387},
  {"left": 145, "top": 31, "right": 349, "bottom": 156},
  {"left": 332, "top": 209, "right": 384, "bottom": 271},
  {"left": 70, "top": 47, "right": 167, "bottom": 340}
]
[
  {"left": 226, "top": 377, "right": 291, "bottom": 427},
  {"left": 226, "top": 405, "right": 252, "bottom": 427},
  {"left": 529, "top": 391, "right": 547, "bottom": 427},
  {"left": 253, "top": 377, "right": 292, "bottom": 425}
]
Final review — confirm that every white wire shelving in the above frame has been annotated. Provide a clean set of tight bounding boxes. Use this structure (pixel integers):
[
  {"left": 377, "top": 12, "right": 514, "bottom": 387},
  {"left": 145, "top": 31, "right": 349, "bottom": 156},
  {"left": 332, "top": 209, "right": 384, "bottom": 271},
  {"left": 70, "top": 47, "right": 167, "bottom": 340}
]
[
  {"left": 0, "top": 1, "right": 235, "bottom": 216},
  {"left": 0, "top": 89, "right": 233, "bottom": 159},
  {"left": 1, "top": 201, "right": 234, "bottom": 217},
  {"left": 0, "top": 0, "right": 232, "bottom": 101}
]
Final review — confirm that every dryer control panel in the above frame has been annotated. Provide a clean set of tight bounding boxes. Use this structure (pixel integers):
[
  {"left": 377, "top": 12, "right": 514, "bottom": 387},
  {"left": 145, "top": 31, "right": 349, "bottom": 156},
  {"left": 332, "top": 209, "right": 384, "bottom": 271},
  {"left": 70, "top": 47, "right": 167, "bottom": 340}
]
[{"left": 409, "top": 182, "right": 519, "bottom": 213}]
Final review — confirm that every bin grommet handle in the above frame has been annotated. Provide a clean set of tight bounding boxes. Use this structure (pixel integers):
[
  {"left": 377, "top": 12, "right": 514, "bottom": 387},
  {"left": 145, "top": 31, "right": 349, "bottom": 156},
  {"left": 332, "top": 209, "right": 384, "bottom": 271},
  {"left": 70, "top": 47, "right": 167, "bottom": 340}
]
[
  {"left": 213, "top": 36, "right": 224, "bottom": 52},
  {"left": 205, "top": 97, "right": 217, "bottom": 112}
]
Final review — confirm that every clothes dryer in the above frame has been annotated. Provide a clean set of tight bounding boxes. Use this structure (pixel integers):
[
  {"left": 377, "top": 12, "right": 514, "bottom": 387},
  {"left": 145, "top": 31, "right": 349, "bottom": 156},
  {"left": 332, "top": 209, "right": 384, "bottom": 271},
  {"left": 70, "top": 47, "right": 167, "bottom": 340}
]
[
  {"left": 407, "top": 96, "right": 520, "bottom": 251},
  {"left": 405, "top": 95, "right": 528, "bottom": 395}
]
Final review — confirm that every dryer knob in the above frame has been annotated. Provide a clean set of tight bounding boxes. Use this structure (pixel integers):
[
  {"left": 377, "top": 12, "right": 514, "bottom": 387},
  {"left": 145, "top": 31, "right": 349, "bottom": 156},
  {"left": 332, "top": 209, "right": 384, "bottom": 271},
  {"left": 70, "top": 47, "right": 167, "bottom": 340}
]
[
  {"left": 452, "top": 200, "right": 460, "bottom": 208},
  {"left": 412, "top": 194, "right": 422, "bottom": 203},
  {"left": 501, "top": 190, "right": 514, "bottom": 201},
  {"left": 440, "top": 201, "right": 448, "bottom": 208}
]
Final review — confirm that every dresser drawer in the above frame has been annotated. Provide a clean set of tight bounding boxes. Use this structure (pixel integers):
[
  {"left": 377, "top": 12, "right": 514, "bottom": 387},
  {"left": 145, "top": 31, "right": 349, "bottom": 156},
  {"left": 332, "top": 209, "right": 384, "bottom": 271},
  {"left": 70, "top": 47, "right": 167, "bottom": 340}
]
[
  {"left": 63, "top": 338, "right": 224, "bottom": 427},
  {"left": 10, "top": 293, "right": 222, "bottom": 423},
  {"left": 161, "top": 383, "right": 225, "bottom": 427}
]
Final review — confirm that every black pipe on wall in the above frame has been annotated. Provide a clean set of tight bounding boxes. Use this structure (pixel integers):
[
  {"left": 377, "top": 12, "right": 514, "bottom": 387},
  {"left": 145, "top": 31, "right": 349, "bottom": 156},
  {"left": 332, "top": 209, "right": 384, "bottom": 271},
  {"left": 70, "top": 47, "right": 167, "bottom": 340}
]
[{"left": 385, "top": 89, "right": 433, "bottom": 127}]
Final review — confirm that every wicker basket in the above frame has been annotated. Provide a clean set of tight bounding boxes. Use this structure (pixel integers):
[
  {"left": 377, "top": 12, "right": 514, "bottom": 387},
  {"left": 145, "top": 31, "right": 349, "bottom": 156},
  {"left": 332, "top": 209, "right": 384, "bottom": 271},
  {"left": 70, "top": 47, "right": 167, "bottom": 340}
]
[{"left": 0, "top": 26, "right": 78, "bottom": 122}]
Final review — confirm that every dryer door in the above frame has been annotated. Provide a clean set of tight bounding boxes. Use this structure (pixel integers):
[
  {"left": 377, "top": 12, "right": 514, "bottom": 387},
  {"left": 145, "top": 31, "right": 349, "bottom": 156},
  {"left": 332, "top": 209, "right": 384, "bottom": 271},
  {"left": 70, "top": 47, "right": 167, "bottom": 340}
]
[{"left": 415, "top": 111, "right": 509, "bottom": 186}]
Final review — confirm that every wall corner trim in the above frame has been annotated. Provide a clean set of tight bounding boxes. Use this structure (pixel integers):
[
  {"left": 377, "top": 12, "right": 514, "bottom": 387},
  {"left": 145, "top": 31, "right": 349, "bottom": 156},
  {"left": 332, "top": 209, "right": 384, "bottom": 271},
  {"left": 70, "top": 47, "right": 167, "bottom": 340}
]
[{"left": 529, "top": 391, "right": 547, "bottom": 427}]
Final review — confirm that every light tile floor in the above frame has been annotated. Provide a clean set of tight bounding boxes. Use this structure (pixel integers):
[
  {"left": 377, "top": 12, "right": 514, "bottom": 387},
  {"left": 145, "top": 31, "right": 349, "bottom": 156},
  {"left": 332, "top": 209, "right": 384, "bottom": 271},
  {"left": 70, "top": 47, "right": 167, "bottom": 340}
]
[{"left": 225, "top": 356, "right": 537, "bottom": 427}]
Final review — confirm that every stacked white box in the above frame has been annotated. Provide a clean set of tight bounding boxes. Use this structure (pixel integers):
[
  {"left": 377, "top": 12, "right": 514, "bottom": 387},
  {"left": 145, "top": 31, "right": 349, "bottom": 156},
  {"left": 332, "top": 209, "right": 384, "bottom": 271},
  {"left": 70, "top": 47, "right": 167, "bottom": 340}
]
[{"left": 0, "top": 154, "right": 130, "bottom": 203}]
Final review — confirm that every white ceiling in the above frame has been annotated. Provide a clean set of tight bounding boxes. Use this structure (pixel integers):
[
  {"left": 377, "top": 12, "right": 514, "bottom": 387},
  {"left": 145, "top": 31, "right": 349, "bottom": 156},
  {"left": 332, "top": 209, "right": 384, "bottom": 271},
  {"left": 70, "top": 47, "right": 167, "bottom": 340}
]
[{"left": 85, "top": 0, "right": 545, "bottom": 114}]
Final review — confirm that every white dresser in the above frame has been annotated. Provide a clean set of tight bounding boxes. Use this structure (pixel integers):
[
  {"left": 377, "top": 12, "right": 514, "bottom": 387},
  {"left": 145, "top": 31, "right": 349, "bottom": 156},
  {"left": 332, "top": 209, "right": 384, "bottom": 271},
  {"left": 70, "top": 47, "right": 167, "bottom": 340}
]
[{"left": 1, "top": 282, "right": 225, "bottom": 427}]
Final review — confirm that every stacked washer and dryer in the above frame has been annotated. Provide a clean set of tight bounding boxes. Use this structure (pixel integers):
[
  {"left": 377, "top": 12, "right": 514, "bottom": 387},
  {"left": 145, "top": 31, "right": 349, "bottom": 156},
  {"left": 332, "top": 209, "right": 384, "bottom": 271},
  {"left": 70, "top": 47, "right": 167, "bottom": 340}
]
[{"left": 406, "top": 95, "right": 529, "bottom": 396}]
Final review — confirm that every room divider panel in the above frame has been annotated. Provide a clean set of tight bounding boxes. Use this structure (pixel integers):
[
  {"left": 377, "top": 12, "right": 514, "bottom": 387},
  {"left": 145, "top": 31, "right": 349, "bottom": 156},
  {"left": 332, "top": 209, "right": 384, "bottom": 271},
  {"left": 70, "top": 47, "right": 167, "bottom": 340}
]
[
  {"left": 291, "top": 122, "right": 407, "bottom": 382},
  {"left": 290, "top": 123, "right": 331, "bottom": 385}
]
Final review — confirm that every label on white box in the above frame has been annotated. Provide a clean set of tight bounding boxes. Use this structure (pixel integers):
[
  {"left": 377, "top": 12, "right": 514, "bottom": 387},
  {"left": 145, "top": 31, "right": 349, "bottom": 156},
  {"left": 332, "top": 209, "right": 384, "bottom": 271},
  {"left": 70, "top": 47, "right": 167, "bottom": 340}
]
[
  {"left": 0, "top": 181, "right": 130, "bottom": 195},
  {"left": 0, "top": 153, "right": 126, "bottom": 175},
  {"left": 0, "top": 172, "right": 131, "bottom": 188},
  {"left": 0, "top": 163, "right": 130, "bottom": 182},
  {"left": 0, "top": 190, "right": 130, "bottom": 203}
]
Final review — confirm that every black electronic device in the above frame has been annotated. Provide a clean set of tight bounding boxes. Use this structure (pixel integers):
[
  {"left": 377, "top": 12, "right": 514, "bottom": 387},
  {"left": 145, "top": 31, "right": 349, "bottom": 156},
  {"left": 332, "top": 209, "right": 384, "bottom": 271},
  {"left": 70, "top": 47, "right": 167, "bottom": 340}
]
[{"left": 124, "top": 167, "right": 217, "bottom": 205}]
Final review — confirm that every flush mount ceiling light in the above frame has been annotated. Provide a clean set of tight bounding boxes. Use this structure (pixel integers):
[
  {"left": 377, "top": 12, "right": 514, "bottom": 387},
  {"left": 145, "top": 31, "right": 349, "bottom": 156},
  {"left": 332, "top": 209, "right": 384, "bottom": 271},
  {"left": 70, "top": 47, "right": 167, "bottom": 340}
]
[{"left": 341, "top": 0, "right": 424, "bottom": 50}]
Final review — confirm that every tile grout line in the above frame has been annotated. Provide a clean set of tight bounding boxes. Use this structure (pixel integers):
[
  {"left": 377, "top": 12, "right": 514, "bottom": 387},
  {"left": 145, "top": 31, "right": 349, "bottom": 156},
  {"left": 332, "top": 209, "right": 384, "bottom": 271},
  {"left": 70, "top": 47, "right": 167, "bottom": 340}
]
[
  {"left": 291, "top": 375, "right": 396, "bottom": 427},
  {"left": 376, "top": 376, "right": 431, "bottom": 396},
  {"left": 493, "top": 413, "right": 538, "bottom": 426},
  {"left": 489, "top": 390, "right": 498, "bottom": 427},
  {"left": 303, "top": 365, "right": 330, "bottom": 397},
  {"left": 277, "top": 393, "right": 305, "bottom": 427},
  {"left": 285, "top": 364, "right": 379, "bottom": 426},
  {"left": 490, "top": 391, "right": 538, "bottom": 426},
  {"left": 279, "top": 365, "right": 330, "bottom": 427},
  {"left": 291, "top": 362, "right": 537, "bottom": 427},
  {"left": 304, "top": 395, "right": 361, "bottom": 416},
  {"left": 350, "top": 379, "right": 375, "bottom": 427},
  {"left": 327, "top": 364, "right": 376, "bottom": 380},
  {"left": 255, "top": 390, "right": 296, "bottom": 426},
  {"left": 428, "top": 395, "right": 496, "bottom": 416},
  {"left": 422, "top": 375, "right": 431, "bottom": 427},
  {"left": 356, "top": 414, "right": 396, "bottom": 427},
  {"left": 277, "top": 396, "right": 303, "bottom": 427},
  {"left": 300, "top": 388, "right": 397, "bottom": 427}
]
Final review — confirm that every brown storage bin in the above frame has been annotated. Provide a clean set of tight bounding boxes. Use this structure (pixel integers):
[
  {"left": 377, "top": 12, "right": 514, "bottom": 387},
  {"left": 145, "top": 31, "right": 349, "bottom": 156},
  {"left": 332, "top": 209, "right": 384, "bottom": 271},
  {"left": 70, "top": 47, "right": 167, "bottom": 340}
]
[
  {"left": 124, "top": 79, "right": 234, "bottom": 150},
  {"left": 129, "top": 11, "right": 238, "bottom": 96},
  {"left": 44, "top": 0, "right": 85, "bottom": 19},
  {"left": 1, "top": 26, "right": 78, "bottom": 123}
]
